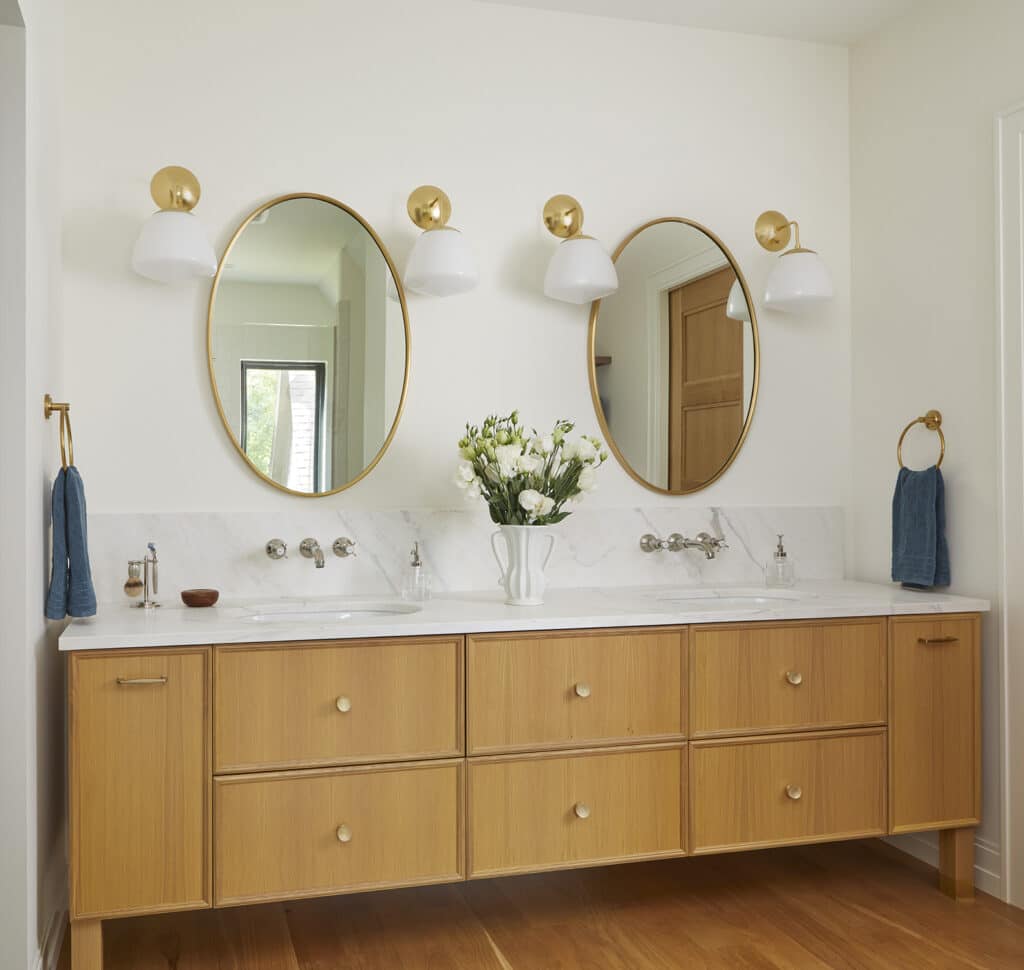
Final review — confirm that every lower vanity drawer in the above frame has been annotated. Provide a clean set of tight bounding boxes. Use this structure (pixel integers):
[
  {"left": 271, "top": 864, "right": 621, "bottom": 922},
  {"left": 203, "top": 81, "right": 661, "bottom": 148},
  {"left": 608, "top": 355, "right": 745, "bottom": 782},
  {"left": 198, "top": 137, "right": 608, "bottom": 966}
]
[
  {"left": 690, "top": 730, "right": 886, "bottom": 854},
  {"left": 468, "top": 744, "right": 685, "bottom": 877},
  {"left": 213, "top": 760, "right": 463, "bottom": 905}
]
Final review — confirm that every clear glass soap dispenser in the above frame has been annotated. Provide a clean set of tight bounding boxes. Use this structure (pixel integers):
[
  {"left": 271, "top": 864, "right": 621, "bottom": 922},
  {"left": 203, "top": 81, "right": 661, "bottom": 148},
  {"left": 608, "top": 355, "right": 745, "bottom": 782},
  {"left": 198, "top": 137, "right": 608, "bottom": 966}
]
[
  {"left": 765, "top": 534, "right": 796, "bottom": 588},
  {"left": 401, "top": 541, "right": 432, "bottom": 602}
]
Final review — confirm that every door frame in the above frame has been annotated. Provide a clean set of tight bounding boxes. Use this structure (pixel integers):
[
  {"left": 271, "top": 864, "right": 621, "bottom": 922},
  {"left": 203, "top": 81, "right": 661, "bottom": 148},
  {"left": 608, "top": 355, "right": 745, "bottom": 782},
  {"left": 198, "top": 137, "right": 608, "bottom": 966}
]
[{"left": 996, "top": 99, "right": 1024, "bottom": 908}]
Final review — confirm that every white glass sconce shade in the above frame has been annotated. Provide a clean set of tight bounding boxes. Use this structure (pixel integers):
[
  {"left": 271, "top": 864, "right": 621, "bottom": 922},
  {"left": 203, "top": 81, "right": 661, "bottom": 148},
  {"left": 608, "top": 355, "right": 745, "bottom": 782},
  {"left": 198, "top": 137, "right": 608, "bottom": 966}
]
[
  {"left": 726, "top": 278, "right": 751, "bottom": 321},
  {"left": 543, "top": 236, "right": 619, "bottom": 304},
  {"left": 763, "top": 250, "right": 833, "bottom": 312},
  {"left": 132, "top": 210, "right": 217, "bottom": 283},
  {"left": 404, "top": 227, "right": 478, "bottom": 297}
]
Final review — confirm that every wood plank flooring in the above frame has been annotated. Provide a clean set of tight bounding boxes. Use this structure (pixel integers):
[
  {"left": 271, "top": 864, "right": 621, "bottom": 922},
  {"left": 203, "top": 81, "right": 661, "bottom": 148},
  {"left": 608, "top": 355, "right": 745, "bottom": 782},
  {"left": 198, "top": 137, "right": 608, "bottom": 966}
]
[{"left": 69, "top": 841, "right": 1024, "bottom": 969}]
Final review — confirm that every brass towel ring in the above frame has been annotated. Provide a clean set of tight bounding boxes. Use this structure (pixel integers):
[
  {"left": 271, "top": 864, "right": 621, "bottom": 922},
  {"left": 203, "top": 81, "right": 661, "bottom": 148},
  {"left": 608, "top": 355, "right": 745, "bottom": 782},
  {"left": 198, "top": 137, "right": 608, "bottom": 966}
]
[
  {"left": 897, "top": 409, "right": 944, "bottom": 469},
  {"left": 44, "top": 394, "right": 75, "bottom": 469}
]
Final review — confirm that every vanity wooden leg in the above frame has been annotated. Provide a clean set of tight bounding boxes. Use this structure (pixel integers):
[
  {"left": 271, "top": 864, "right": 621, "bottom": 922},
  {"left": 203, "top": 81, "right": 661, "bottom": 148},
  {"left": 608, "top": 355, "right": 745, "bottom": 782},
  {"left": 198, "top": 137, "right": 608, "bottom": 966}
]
[
  {"left": 938, "top": 828, "right": 975, "bottom": 900},
  {"left": 71, "top": 918, "right": 103, "bottom": 970}
]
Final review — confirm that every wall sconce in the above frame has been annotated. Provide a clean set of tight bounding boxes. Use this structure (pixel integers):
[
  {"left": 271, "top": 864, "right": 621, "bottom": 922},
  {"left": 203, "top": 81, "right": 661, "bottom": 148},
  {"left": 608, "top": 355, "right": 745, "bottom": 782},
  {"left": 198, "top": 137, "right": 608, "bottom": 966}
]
[
  {"left": 754, "top": 209, "right": 833, "bottom": 312},
  {"left": 403, "top": 185, "right": 478, "bottom": 297},
  {"left": 131, "top": 166, "right": 218, "bottom": 283},
  {"left": 542, "top": 194, "right": 618, "bottom": 304},
  {"left": 726, "top": 279, "right": 751, "bottom": 322}
]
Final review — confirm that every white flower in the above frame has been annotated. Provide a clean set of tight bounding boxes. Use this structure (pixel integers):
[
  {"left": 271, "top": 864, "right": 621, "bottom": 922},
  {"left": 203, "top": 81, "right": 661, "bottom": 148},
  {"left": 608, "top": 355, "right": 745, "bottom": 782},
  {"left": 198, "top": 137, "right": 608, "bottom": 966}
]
[
  {"left": 538, "top": 495, "right": 555, "bottom": 516},
  {"left": 518, "top": 489, "right": 544, "bottom": 514},
  {"left": 465, "top": 478, "right": 482, "bottom": 500},
  {"left": 516, "top": 453, "right": 542, "bottom": 475},
  {"left": 495, "top": 444, "right": 522, "bottom": 478},
  {"left": 578, "top": 466, "right": 597, "bottom": 492},
  {"left": 573, "top": 437, "right": 598, "bottom": 464},
  {"left": 531, "top": 434, "right": 554, "bottom": 455},
  {"left": 454, "top": 460, "right": 476, "bottom": 488}
]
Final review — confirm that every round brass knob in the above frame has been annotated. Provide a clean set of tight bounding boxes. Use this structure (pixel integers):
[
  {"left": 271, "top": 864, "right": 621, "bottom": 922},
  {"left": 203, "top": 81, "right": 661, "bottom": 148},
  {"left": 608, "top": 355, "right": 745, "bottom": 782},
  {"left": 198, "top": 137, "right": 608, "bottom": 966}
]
[
  {"left": 573, "top": 802, "right": 591, "bottom": 820},
  {"left": 336, "top": 696, "right": 352, "bottom": 713},
  {"left": 336, "top": 824, "right": 352, "bottom": 843},
  {"left": 785, "top": 785, "right": 803, "bottom": 801},
  {"left": 785, "top": 671, "right": 803, "bottom": 686},
  {"left": 574, "top": 683, "right": 592, "bottom": 699}
]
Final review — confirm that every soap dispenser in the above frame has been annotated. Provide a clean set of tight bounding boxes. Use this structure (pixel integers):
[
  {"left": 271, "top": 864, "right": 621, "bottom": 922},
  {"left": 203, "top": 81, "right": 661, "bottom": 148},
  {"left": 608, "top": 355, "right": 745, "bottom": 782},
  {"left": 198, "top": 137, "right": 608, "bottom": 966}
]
[
  {"left": 401, "top": 541, "right": 432, "bottom": 602},
  {"left": 765, "top": 534, "right": 796, "bottom": 588}
]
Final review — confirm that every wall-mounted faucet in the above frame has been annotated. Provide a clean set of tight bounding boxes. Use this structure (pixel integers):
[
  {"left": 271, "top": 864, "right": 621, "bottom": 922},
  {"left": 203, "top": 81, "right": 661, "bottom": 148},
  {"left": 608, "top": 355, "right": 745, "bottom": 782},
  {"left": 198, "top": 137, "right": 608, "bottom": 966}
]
[
  {"left": 640, "top": 531, "right": 729, "bottom": 560},
  {"left": 299, "top": 538, "right": 325, "bottom": 568}
]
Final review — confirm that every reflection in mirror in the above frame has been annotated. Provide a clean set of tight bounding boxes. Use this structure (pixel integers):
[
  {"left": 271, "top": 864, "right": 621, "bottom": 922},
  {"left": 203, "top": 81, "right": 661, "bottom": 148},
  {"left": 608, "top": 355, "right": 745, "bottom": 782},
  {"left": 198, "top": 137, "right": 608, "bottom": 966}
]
[
  {"left": 208, "top": 195, "right": 409, "bottom": 496},
  {"left": 590, "top": 218, "right": 758, "bottom": 494}
]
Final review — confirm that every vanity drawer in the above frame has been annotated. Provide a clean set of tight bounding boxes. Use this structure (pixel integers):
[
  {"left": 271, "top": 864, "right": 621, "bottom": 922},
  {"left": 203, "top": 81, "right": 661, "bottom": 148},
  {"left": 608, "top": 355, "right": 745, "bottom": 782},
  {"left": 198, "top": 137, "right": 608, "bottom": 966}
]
[
  {"left": 214, "top": 760, "right": 463, "bottom": 905},
  {"left": 690, "top": 729, "right": 886, "bottom": 853},
  {"left": 467, "top": 628, "right": 685, "bottom": 754},
  {"left": 214, "top": 637, "right": 463, "bottom": 772},
  {"left": 689, "top": 619, "right": 886, "bottom": 737},
  {"left": 468, "top": 744, "right": 685, "bottom": 877}
]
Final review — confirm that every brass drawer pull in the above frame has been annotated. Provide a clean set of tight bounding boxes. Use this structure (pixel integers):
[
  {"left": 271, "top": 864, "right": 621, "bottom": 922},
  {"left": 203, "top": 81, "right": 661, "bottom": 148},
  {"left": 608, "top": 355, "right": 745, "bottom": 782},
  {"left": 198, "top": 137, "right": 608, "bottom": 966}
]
[
  {"left": 785, "top": 785, "right": 803, "bottom": 801},
  {"left": 336, "top": 824, "right": 352, "bottom": 844},
  {"left": 918, "top": 636, "right": 960, "bottom": 645},
  {"left": 573, "top": 682, "right": 592, "bottom": 699},
  {"left": 785, "top": 671, "right": 803, "bottom": 686},
  {"left": 573, "top": 802, "right": 591, "bottom": 820},
  {"left": 116, "top": 676, "right": 167, "bottom": 686},
  {"left": 336, "top": 695, "right": 352, "bottom": 713}
]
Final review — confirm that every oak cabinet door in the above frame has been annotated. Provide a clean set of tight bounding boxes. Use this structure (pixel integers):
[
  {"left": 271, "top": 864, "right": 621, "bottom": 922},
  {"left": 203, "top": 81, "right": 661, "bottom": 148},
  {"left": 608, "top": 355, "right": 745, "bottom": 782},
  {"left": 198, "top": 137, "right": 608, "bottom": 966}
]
[
  {"left": 70, "top": 649, "right": 211, "bottom": 918},
  {"left": 889, "top": 616, "right": 981, "bottom": 833}
]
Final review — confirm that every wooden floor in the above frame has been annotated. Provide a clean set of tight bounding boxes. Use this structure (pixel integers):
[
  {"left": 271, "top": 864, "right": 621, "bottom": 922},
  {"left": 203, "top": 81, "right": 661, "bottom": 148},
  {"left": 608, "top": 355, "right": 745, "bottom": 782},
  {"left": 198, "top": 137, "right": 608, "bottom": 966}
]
[{"left": 66, "top": 841, "right": 1024, "bottom": 970}]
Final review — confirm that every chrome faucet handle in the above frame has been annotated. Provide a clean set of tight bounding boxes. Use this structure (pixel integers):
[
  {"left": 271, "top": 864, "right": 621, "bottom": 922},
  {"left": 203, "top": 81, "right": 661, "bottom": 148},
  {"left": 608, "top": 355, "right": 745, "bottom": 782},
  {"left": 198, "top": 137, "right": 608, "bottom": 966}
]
[
  {"left": 265, "top": 539, "right": 288, "bottom": 560},
  {"left": 299, "top": 538, "right": 325, "bottom": 568},
  {"left": 666, "top": 533, "right": 687, "bottom": 552},
  {"left": 333, "top": 537, "right": 357, "bottom": 558},
  {"left": 640, "top": 534, "right": 666, "bottom": 553},
  {"left": 698, "top": 532, "right": 728, "bottom": 550}
]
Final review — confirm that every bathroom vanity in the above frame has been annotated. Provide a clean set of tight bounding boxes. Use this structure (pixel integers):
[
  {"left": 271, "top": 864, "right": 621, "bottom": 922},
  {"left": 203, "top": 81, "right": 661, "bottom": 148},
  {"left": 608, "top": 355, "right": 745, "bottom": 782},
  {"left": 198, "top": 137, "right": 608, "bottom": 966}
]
[{"left": 61, "top": 584, "right": 986, "bottom": 970}]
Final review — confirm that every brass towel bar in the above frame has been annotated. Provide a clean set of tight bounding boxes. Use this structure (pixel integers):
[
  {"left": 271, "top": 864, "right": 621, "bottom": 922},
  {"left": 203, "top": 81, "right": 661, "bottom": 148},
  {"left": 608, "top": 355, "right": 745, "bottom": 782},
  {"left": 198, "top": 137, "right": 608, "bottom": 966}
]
[
  {"left": 44, "top": 393, "right": 75, "bottom": 469},
  {"left": 897, "top": 409, "right": 944, "bottom": 469}
]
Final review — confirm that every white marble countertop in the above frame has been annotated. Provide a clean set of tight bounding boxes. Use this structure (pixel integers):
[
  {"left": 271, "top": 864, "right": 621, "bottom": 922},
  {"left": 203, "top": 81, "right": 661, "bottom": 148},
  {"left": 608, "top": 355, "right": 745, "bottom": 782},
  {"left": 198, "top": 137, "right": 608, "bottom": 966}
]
[{"left": 57, "top": 580, "right": 990, "bottom": 651}]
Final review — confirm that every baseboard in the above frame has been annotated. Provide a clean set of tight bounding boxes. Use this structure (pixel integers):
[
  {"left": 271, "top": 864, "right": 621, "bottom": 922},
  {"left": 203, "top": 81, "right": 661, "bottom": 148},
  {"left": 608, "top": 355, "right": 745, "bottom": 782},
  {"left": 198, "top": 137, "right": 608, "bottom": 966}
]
[{"left": 884, "top": 833, "right": 1003, "bottom": 899}]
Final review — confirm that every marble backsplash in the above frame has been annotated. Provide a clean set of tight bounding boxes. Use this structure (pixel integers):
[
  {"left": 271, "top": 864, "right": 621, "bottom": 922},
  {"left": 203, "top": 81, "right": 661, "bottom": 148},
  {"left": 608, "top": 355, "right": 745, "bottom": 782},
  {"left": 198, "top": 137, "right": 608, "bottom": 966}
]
[{"left": 85, "top": 505, "right": 844, "bottom": 605}]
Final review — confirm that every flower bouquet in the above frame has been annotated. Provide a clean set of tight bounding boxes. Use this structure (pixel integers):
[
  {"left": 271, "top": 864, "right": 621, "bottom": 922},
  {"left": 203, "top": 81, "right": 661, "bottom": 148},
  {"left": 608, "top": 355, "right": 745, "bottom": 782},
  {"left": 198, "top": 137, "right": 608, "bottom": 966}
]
[{"left": 454, "top": 411, "right": 606, "bottom": 604}]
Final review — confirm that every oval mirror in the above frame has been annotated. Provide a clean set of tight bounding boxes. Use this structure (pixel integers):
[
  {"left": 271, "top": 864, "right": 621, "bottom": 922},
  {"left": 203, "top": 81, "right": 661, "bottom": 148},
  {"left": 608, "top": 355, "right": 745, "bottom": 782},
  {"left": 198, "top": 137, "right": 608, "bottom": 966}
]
[
  {"left": 207, "top": 194, "right": 409, "bottom": 496},
  {"left": 589, "top": 218, "right": 759, "bottom": 494}
]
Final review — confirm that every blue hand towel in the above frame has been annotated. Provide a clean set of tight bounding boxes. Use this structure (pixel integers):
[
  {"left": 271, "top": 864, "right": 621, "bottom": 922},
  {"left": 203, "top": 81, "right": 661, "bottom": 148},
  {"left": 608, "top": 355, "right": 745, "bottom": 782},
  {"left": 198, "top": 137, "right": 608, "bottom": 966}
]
[
  {"left": 891, "top": 465, "right": 950, "bottom": 589},
  {"left": 44, "top": 468, "right": 68, "bottom": 620},
  {"left": 45, "top": 465, "right": 97, "bottom": 620},
  {"left": 65, "top": 467, "right": 97, "bottom": 617}
]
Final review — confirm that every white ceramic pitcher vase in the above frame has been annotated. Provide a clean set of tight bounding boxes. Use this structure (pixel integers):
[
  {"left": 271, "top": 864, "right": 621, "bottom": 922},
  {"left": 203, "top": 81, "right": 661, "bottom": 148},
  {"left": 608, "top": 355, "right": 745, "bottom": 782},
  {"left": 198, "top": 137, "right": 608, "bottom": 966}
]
[{"left": 490, "top": 524, "right": 555, "bottom": 606}]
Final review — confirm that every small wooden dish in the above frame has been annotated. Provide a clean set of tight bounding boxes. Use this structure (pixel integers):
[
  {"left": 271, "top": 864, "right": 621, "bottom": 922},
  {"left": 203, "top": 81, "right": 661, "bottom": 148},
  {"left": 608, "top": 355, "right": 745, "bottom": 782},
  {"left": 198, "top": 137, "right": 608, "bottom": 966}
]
[{"left": 181, "top": 588, "right": 219, "bottom": 608}]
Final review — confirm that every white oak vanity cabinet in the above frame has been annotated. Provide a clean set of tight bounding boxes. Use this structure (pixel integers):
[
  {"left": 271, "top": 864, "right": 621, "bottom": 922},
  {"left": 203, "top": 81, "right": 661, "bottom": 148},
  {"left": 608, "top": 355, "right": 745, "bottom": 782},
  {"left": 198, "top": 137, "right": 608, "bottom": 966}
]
[{"left": 66, "top": 614, "right": 982, "bottom": 970}]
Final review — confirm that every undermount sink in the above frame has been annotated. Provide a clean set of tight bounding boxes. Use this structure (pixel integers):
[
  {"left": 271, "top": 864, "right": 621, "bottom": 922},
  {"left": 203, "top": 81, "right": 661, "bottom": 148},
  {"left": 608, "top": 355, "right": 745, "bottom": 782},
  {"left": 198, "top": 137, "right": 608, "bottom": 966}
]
[
  {"left": 649, "top": 587, "right": 810, "bottom": 610},
  {"left": 242, "top": 600, "right": 422, "bottom": 623}
]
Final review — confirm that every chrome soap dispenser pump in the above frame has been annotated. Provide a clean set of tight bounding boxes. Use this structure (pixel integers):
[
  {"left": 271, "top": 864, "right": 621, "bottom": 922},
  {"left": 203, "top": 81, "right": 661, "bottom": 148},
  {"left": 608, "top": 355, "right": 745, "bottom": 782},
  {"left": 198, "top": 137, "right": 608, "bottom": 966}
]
[
  {"left": 401, "top": 541, "right": 432, "bottom": 602},
  {"left": 765, "top": 534, "right": 796, "bottom": 589}
]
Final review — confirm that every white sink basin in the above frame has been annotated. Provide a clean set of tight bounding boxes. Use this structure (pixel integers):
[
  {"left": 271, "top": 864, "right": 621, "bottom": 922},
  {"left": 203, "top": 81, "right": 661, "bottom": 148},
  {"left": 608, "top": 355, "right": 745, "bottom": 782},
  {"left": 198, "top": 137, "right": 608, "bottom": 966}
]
[
  {"left": 242, "top": 600, "right": 422, "bottom": 623},
  {"left": 649, "top": 588, "right": 809, "bottom": 611}
]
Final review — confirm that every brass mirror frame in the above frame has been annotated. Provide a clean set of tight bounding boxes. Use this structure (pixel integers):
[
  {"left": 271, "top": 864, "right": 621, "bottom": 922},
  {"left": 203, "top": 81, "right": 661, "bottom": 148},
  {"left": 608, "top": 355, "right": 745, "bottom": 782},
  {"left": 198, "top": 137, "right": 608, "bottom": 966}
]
[
  {"left": 206, "top": 192, "right": 411, "bottom": 498},
  {"left": 587, "top": 216, "right": 760, "bottom": 496}
]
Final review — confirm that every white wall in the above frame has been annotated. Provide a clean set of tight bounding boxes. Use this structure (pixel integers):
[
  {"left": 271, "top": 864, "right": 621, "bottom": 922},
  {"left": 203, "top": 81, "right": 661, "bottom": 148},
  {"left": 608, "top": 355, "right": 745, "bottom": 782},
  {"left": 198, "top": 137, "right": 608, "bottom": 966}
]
[
  {"left": 0, "top": 1, "right": 67, "bottom": 967},
  {"left": 849, "top": 0, "right": 1024, "bottom": 898},
  {"left": 61, "top": 0, "right": 850, "bottom": 516}
]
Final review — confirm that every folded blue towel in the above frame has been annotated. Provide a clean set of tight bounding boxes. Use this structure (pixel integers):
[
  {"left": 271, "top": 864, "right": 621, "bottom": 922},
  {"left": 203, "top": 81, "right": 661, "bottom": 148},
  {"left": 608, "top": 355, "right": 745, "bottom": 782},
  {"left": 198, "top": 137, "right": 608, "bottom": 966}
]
[
  {"left": 891, "top": 465, "right": 950, "bottom": 589},
  {"left": 45, "top": 465, "right": 97, "bottom": 620},
  {"left": 44, "top": 469, "right": 68, "bottom": 620}
]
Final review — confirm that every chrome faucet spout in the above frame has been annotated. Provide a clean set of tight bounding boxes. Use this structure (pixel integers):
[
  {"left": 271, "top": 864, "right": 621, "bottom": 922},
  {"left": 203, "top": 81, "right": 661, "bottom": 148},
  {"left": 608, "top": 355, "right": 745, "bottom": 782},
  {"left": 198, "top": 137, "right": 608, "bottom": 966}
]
[{"left": 300, "top": 538, "right": 325, "bottom": 568}]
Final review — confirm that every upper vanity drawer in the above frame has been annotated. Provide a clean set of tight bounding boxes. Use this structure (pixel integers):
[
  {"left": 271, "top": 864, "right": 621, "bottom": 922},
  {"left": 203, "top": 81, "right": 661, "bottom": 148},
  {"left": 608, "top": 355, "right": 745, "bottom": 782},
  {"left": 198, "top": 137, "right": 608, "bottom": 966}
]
[
  {"left": 467, "top": 628, "right": 685, "bottom": 755},
  {"left": 214, "top": 637, "right": 463, "bottom": 773},
  {"left": 690, "top": 619, "right": 886, "bottom": 738}
]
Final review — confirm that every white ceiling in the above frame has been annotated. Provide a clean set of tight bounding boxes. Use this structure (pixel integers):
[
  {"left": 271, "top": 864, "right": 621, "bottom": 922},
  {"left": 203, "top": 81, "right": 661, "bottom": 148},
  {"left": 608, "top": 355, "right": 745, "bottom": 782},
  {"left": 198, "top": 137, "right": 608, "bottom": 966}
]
[{"left": 481, "top": 0, "right": 917, "bottom": 45}]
